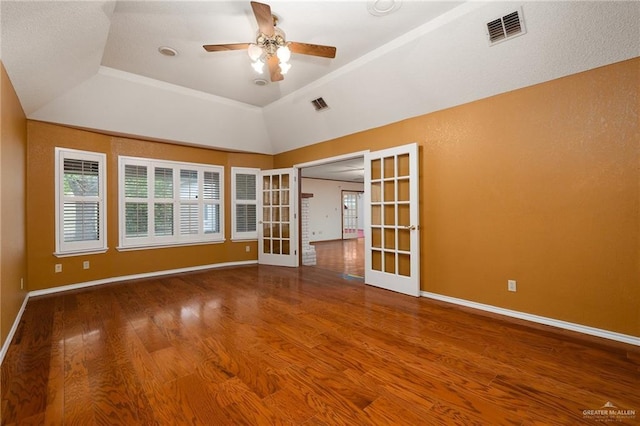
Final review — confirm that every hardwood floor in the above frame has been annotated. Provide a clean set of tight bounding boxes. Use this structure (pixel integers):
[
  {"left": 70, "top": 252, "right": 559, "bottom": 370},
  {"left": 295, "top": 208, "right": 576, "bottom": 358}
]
[
  {"left": 312, "top": 238, "right": 364, "bottom": 278},
  {"left": 2, "top": 264, "right": 639, "bottom": 425}
]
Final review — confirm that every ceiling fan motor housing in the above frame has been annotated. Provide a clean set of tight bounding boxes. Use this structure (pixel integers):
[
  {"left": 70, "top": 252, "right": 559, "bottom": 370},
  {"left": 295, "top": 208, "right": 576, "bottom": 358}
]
[{"left": 257, "top": 28, "right": 286, "bottom": 57}]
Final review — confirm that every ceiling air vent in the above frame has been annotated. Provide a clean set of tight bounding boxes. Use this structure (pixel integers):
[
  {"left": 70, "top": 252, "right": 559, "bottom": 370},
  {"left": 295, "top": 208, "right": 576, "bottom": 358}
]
[
  {"left": 487, "top": 9, "right": 525, "bottom": 45},
  {"left": 311, "top": 97, "right": 329, "bottom": 111}
]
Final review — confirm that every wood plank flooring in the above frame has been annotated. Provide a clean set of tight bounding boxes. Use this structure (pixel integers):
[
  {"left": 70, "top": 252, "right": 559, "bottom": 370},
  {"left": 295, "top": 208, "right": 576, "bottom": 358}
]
[
  {"left": 312, "top": 238, "right": 364, "bottom": 278},
  {"left": 2, "top": 264, "right": 639, "bottom": 425}
]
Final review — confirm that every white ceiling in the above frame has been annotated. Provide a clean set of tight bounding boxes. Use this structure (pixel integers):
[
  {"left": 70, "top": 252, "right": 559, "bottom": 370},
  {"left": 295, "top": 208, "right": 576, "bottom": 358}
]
[
  {"left": 1, "top": 1, "right": 639, "bottom": 156},
  {"left": 103, "top": 1, "right": 462, "bottom": 107},
  {"left": 301, "top": 157, "right": 365, "bottom": 183}
]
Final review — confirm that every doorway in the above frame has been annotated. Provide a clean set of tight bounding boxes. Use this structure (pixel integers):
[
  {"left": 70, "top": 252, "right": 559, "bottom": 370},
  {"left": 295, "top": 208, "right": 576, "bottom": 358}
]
[
  {"left": 341, "top": 190, "right": 364, "bottom": 239},
  {"left": 294, "top": 145, "right": 421, "bottom": 296},
  {"left": 297, "top": 153, "right": 366, "bottom": 278}
]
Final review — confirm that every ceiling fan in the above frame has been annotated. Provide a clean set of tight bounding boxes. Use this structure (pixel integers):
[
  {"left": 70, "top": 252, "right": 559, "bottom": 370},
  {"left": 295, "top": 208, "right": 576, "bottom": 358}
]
[{"left": 203, "top": 1, "right": 337, "bottom": 82}]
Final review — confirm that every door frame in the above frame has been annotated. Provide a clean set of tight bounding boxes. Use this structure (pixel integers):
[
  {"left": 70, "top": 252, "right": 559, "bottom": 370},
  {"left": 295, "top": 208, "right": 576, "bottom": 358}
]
[
  {"left": 294, "top": 151, "right": 369, "bottom": 174},
  {"left": 341, "top": 190, "right": 364, "bottom": 240},
  {"left": 295, "top": 150, "right": 369, "bottom": 263}
]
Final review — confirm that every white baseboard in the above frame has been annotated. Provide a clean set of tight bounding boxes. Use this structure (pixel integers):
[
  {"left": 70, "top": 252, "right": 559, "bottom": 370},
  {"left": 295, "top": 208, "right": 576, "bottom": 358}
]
[
  {"left": 421, "top": 291, "right": 640, "bottom": 347},
  {"left": 28, "top": 260, "right": 257, "bottom": 297},
  {"left": 0, "top": 294, "right": 29, "bottom": 365},
  {"left": 0, "top": 260, "right": 257, "bottom": 365},
  {"left": 4, "top": 266, "right": 636, "bottom": 367}
]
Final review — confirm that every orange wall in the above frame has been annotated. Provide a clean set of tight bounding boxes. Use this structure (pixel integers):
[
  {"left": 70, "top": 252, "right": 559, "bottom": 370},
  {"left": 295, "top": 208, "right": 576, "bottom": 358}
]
[
  {"left": 27, "top": 121, "right": 273, "bottom": 291},
  {"left": 275, "top": 58, "right": 640, "bottom": 337},
  {"left": 1, "top": 62, "right": 28, "bottom": 348}
]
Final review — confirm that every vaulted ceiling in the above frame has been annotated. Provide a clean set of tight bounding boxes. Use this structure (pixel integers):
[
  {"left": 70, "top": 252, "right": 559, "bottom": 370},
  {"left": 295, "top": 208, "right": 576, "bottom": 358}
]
[{"left": 2, "top": 1, "right": 638, "bottom": 155}]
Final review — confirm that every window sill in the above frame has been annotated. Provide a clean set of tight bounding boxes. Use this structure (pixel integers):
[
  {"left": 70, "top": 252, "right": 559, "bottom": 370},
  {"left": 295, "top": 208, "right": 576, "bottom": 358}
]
[
  {"left": 231, "top": 238, "right": 258, "bottom": 242},
  {"left": 116, "top": 240, "right": 225, "bottom": 252},
  {"left": 54, "top": 248, "right": 108, "bottom": 258}
]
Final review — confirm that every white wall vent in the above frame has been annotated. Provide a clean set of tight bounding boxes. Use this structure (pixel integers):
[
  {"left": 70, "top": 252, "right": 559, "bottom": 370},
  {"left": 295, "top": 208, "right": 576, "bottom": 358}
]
[
  {"left": 487, "top": 9, "right": 526, "bottom": 45},
  {"left": 311, "top": 97, "right": 329, "bottom": 111}
]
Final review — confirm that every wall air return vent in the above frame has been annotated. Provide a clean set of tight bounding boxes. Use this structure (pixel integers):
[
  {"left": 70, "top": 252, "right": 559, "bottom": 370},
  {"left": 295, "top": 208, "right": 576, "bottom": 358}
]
[
  {"left": 487, "top": 9, "right": 526, "bottom": 45},
  {"left": 311, "top": 97, "right": 329, "bottom": 111}
]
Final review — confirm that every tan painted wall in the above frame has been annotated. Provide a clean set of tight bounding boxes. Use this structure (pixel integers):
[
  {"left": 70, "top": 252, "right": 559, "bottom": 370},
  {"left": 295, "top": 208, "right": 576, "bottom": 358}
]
[
  {"left": 275, "top": 58, "right": 640, "bottom": 337},
  {"left": 27, "top": 121, "right": 273, "bottom": 291},
  {"left": 1, "top": 62, "right": 28, "bottom": 347}
]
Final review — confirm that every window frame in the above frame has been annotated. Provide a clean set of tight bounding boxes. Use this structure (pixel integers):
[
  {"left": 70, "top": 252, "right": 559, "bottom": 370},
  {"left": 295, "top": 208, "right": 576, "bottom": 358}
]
[
  {"left": 231, "top": 167, "right": 259, "bottom": 241},
  {"left": 118, "top": 156, "right": 224, "bottom": 250},
  {"left": 54, "top": 147, "right": 107, "bottom": 256}
]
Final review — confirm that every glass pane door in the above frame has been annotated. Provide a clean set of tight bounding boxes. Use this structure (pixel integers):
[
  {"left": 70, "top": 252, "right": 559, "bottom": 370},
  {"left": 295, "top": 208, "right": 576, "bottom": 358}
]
[
  {"left": 342, "top": 191, "right": 359, "bottom": 239},
  {"left": 258, "top": 168, "right": 298, "bottom": 267},
  {"left": 364, "top": 143, "right": 420, "bottom": 296}
]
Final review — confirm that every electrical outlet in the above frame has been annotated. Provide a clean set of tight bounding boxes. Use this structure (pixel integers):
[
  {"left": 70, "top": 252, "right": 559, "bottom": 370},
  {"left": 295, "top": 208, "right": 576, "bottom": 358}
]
[
  {"left": 508, "top": 279, "right": 517, "bottom": 292},
  {"left": 83, "top": 260, "right": 90, "bottom": 270},
  {"left": 245, "top": 245, "right": 250, "bottom": 253},
  {"left": 55, "top": 264, "right": 62, "bottom": 273}
]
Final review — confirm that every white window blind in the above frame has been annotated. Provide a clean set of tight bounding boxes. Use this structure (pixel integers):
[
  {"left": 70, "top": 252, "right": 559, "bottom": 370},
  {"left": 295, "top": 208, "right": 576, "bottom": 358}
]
[
  {"left": 154, "top": 167, "right": 174, "bottom": 236},
  {"left": 231, "top": 167, "right": 259, "bottom": 240},
  {"left": 55, "top": 148, "right": 107, "bottom": 255},
  {"left": 119, "top": 156, "right": 224, "bottom": 249},
  {"left": 203, "top": 171, "right": 221, "bottom": 234},
  {"left": 124, "top": 164, "right": 148, "bottom": 238}
]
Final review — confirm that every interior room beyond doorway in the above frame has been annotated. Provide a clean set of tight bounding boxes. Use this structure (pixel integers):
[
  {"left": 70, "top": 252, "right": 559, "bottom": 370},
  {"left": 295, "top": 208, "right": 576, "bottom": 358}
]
[{"left": 299, "top": 155, "right": 365, "bottom": 278}]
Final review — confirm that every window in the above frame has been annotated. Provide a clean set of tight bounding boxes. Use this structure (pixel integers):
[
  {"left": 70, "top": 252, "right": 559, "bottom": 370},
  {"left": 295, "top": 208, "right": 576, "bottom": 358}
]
[
  {"left": 231, "top": 167, "right": 259, "bottom": 240},
  {"left": 119, "top": 156, "right": 223, "bottom": 249},
  {"left": 55, "top": 148, "right": 107, "bottom": 256}
]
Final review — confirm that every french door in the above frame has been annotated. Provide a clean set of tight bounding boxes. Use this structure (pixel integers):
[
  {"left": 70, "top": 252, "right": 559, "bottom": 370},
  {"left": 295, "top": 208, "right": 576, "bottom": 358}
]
[
  {"left": 364, "top": 143, "right": 420, "bottom": 297},
  {"left": 342, "top": 191, "right": 359, "bottom": 239},
  {"left": 258, "top": 168, "right": 299, "bottom": 267}
]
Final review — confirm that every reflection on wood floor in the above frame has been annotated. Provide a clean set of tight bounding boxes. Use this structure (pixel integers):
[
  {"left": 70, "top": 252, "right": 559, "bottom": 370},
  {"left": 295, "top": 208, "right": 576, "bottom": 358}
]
[
  {"left": 2, "top": 264, "right": 639, "bottom": 424},
  {"left": 311, "top": 238, "right": 364, "bottom": 278}
]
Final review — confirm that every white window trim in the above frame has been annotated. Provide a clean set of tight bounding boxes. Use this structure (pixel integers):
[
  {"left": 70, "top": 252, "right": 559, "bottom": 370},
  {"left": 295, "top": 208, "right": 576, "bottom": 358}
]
[
  {"left": 54, "top": 147, "right": 107, "bottom": 256},
  {"left": 118, "top": 156, "right": 224, "bottom": 250},
  {"left": 231, "top": 167, "right": 259, "bottom": 241}
]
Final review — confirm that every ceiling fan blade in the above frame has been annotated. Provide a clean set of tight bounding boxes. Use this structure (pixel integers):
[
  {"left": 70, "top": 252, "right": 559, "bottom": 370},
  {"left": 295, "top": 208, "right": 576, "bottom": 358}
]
[
  {"left": 289, "top": 42, "right": 337, "bottom": 59},
  {"left": 203, "top": 43, "right": 251, "bottom": 52},
  {"left": 267, "top": 55, "right": 284, "bottom": 82},
  {"left": 251, "top": 1, "right": 274, "bottom": 37}
]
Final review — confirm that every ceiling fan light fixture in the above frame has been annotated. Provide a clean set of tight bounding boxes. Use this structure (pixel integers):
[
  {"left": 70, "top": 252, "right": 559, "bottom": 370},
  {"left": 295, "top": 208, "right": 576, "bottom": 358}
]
[
  {"left": 203, "top": 1, "right": 337, "bottom": 83},
  {"left": 248, "top": 43, "right": 263, "bottom": 61},
  {"left": 279, "top": 61, "right": 291, "bottom": 75},
  {"left": 276, "top": 44, "right": 291, "bottom": 63},
  {"left": 251, "top": 59, "right": 265, "bottom": 74},
  {"left": 274, "top": 27, "right": 286, "bottom": 43}
]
